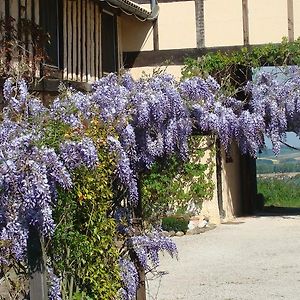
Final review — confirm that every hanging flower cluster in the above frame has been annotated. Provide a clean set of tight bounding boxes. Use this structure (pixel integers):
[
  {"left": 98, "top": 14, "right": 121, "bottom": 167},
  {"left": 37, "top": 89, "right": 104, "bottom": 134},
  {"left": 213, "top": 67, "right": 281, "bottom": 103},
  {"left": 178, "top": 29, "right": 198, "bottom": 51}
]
[
  {"left": 0, "top": 79, "right": 98, "bottom": 299},
  {"left": 91, "top": 73, "right": 192, "bottom": 204},
  {"left": 179, "top": 75, "right": 266, "bottom": 156},
  {"left": 247, "top": 67, "right": 300, "bottom": 154}
]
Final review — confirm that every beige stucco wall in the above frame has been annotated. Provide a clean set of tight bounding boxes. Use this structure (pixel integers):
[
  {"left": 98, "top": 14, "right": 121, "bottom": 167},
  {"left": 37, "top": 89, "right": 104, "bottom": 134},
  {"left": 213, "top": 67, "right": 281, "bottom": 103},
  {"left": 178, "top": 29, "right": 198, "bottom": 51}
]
[
  {"left": 193, "top": 137, "right": 221, "bottom": 225},
  {"left": 129, "top": 65, "right": 184, "bottom": 80},
  {"left": 121, "top": 2, "right": 197, "bottom": 52},
  {"left": 200, "top": 168, "right": 221, "bottom": 225},
  {"left": 158, "top": 2, "right": 197, "bottom": 50},
  {"left": 221, "top": 143, "right": 242, "bottom": 221},
  {"left": 294, "top": 0, "right": 300, "bottom": 39},
  {"left": 121, "top": 15, "right": 154, "bottom": 52},
  {"left": 204, "top": 0, "right": 243, "bottom": 47},
  {"left": 122, "top": 0, "right": 295, "bottom": 52},
  {"left": 248, "top": 0, "right": 288, "bottom": 44}
]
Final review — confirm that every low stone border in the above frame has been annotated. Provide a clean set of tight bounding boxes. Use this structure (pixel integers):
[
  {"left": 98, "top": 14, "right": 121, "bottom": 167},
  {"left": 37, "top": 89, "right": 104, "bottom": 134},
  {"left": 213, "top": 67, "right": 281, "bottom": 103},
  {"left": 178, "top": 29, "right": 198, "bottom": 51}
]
[{"left": 162, "top": 224, "right": 217, "bottom": 237}]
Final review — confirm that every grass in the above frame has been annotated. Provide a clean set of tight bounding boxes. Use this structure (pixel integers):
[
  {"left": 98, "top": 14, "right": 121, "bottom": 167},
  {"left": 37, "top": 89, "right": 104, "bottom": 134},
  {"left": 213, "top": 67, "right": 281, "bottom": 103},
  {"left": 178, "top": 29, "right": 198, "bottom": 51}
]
[{"left": 257, "top": 175, "right": 300, "bottom": 208}]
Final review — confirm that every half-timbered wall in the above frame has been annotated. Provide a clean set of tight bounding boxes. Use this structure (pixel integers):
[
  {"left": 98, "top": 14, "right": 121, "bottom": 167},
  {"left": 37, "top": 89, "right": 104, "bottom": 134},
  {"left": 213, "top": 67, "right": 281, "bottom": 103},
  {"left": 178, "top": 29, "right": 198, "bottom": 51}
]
[
  {"left": 0, "top": 0, "right": 121, "bottom": 83},
  {"left": 64, "top": 0, "right": 115, "bottom": 82}
]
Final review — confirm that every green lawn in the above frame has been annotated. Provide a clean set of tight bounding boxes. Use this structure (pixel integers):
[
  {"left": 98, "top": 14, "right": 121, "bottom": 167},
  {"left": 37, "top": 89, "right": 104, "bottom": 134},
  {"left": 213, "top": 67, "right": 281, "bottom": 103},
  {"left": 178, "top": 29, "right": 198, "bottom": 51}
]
[{"left": 257, "top": 176, "right": 300, "bottom": 208}]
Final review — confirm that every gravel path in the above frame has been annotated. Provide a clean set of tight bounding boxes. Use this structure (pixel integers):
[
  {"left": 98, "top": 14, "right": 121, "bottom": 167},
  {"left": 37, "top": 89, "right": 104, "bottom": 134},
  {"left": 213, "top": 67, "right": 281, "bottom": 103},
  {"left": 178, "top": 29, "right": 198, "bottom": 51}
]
[{"left": 146, "top": 213, "right": 300, "bottom": 300}]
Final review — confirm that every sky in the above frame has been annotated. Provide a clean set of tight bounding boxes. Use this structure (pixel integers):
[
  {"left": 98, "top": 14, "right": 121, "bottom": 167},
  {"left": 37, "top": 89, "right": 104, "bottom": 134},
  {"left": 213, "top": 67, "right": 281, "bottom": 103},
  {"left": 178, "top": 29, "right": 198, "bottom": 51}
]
[{"left": 265, "top": 132, "right": 300, "bottom": 149}]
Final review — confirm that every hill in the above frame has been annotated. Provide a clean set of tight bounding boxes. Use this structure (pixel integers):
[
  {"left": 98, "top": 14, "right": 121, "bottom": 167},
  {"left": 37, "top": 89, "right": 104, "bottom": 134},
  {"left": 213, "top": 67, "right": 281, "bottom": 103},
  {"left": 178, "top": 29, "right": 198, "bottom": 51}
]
[{"left": 257, "top": 146, "right": 300, "bottom": 174}]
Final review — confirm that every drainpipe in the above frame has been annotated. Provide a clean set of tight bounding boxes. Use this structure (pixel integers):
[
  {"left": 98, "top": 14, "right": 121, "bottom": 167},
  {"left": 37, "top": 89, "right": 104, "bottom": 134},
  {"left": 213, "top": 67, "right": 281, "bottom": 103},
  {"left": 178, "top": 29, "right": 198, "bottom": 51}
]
[{"left": 148, "top": 0, "right": 159, "bottom": 21}]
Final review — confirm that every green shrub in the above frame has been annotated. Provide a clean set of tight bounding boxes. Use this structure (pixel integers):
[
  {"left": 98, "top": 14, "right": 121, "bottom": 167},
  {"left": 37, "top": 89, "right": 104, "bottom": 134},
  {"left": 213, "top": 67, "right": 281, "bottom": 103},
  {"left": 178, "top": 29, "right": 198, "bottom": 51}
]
[
  {"left": 141, "top": 135, "right": 215, "bottom": 223},
  {"left": 49, "top": 124, "right": 121, "bottom": 299},
  {"left": 162, "top": 216, "right": 188, "bottom": 233}
]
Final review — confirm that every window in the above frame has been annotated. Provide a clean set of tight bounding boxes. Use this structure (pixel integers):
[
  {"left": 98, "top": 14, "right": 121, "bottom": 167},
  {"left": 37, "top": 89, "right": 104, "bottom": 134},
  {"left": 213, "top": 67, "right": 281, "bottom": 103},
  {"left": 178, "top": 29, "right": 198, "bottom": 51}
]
[
  {"left": 39, "top": 0, "right": 62, "bottom": 68},
  {"left": 101, "top": 11, "right": 118, "bottom": 74}
]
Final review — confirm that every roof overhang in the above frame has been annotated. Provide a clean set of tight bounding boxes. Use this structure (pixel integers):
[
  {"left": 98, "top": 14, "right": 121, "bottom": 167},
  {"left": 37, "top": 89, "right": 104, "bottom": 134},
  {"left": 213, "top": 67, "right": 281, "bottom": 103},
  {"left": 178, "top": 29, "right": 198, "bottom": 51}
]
[{"left": 100, "top": 0, "right": 159, "bottom": 21}]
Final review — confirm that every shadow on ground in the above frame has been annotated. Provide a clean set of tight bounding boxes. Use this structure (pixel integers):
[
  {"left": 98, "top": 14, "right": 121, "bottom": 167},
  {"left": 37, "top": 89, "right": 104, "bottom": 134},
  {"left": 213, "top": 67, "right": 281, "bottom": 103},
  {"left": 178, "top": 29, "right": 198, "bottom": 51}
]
[{"left": 256, "top": 205, "right": 300, "bottom": 216}]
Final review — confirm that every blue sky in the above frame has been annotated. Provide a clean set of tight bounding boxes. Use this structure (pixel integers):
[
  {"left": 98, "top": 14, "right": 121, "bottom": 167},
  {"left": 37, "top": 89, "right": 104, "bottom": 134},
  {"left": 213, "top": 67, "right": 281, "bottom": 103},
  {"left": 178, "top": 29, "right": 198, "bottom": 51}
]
[{"left": 265, "top": 132, "right": 300, "bottom": 149}]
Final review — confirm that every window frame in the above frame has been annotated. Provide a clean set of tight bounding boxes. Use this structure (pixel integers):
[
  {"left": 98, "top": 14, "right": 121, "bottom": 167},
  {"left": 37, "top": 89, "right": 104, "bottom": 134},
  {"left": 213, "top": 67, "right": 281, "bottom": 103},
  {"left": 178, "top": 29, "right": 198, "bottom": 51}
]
[
  {"left": 101, "top": 10, "right": 118, "bottom": 75},
  {"left": 39, "top": 0, "right": 63, "bottom": 69}
]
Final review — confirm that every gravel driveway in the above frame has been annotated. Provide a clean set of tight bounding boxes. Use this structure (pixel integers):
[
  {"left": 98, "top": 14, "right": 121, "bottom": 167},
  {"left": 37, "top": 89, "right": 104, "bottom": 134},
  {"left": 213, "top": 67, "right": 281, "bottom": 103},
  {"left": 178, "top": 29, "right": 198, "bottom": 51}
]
[{"left": 146, "top": 212, "right": 300, "bottom": 300}]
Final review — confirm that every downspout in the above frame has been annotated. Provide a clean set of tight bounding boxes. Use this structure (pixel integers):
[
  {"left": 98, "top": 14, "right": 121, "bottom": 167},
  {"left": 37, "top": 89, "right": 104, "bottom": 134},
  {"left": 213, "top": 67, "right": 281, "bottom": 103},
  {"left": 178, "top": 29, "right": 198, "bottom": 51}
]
[
  {"left": 151, "top": 0, "right": 159, "bottom": 50},
  {"left": 148, "top": 0, "right": 159, "bottom": 21}
]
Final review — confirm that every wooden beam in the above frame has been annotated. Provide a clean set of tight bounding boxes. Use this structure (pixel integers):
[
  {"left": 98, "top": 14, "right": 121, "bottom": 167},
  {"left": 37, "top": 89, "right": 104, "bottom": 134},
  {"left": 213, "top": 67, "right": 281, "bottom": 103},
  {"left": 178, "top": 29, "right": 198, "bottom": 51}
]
[
  {"left": 72, "top": 0, "right": 76, "bottom": 80},
  {"left": 75, "top": 0, "right": 79, "bottom": 79},
  {"left": 63, "top": 0, "right": 68, "bottom": 80},
  {"left": 86, "top": 0, "right": 91, "bottom": 82},
  {"left": 134, "top": 0, "right": 193, "bottom": 3},
  {"left": 153, "top": 19, "right": 159, "bottom": 50},
  {"left": 94, "top": 2, "right": 98, "bottom": 79},
  {"left": 82, "top": 0, "right": 87, "bottom": 81},
  {"left": 34, "top": 0, "right": 39, "bottom": 77},
  {"left": 123, "top": 45, "right": 251, "bottom": 68},
  {"left": 5, "top": 0, "right": 10, "bottom": 18},
  {"left": 195, "top": 0, "right": 205, "bottom": 48},
  {"left": 31, "top": 0, "right": 36, "bottom": 77},
  {"left": 78, "top": 0, "right": 82, "bottom": 80},
  {"left": 31, "top": 78, "right": 92, "bottom": 92},
  {"left": 123, "top": 42, "right": 294, "bottom": 69},
  {"left": 67, "top": 0, "right": 72, "bottom": 80},
  {"left": 287, "top": 0, "right": 294, "bottom": 42},
  {"left": 0, "top": 1, "right": 5, "bottom": 19},
  {"left": 242, "top": 0, "right": 249, "bottom": 45},
  {"left": 98, "top": 8, "right": 102, "bottom": 76},
  {"left": 95, "top": 3, "right": 100, "bottom": 79},
  {"left": 90, "top": 0, "right": 95, "bottom": 82},
  {"left": 26, "top": 0, "right": 32, "bottom": 62}
]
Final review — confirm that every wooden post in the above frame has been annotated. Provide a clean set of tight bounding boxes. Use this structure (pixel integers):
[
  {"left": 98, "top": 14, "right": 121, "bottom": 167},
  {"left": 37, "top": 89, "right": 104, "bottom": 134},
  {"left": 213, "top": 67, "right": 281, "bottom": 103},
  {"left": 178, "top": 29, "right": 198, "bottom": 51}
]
[
  {"left": 287, "top": 0, "right": 294, "bottom": 42},
  {"left": 27, "top": 226, "right": 48, "bottom": 300},
  {"left": 195, "top": 0, "right": 205, "bottom": 48},
  {"left": 242, "top": 0, "right": 249, "bottom": 45},
  {"left": 134, "top": 180, "right": 146, "bottom": 300},
  {"left": 136, "top": 267, "right": 146, "bottom": 300}
]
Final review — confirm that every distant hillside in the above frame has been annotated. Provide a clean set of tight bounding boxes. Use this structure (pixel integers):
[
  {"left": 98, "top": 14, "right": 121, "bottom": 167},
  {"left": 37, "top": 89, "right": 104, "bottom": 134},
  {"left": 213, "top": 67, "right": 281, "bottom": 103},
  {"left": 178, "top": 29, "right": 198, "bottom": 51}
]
[
  {"left": 258, "top": 145, "right": 300, "bottom": 160},
  {"left": 257, "top": 146, "right": 300, "bottom": 174}
]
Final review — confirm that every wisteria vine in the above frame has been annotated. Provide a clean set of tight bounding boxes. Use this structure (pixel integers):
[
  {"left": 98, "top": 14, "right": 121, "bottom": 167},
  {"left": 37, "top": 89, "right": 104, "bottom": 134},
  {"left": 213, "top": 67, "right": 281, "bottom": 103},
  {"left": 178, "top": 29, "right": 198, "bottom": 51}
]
[{"left": 1, "top": 66, "right": 300, "bottom": 299}]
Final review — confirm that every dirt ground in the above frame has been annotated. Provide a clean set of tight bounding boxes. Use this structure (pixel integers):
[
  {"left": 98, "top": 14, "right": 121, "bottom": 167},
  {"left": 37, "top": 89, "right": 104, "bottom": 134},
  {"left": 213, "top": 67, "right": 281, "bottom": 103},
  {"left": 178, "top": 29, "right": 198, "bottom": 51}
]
[{"left": 146, "top": 211, "right": 300, "bottom": 300}]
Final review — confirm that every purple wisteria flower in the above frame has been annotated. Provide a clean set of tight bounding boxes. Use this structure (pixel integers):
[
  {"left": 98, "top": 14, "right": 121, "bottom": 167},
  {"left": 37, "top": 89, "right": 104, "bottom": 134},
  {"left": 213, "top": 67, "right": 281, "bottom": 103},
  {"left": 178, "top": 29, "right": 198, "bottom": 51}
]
[
  {"left": 48, "top": 267, "right": 62, "bottom": 300},
  {"left": 119, "top": 258, "right": 139, "bottom": 300},
  {"left": 248, "top": 67, "right": 300, "bottom": 155},
  {"left": 107, "top": 136, "right": 138, "bottom": 204},
  {"left": 60, "top": 138, "right": 99, "bottom": 170},
  {"left": 129, "top": 230, "right": 178, "bottom": 270}
]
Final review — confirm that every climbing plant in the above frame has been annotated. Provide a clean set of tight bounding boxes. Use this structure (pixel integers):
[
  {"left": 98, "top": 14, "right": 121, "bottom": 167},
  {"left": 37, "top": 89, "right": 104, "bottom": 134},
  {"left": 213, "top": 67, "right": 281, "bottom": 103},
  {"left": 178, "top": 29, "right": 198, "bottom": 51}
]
[
  {"left": 2, "top": 59, "right": 300, "bottom": 300},
  {"left": 182, "top": 37, "right": 300, "bottom": 80},
  {"left": 141, "top": 135, "right": 215, "bottom": 223},
  {"left": 0, "top": 16, "right": 48, "bottom": 79},
  {"left": 182, "top": 38, "right": 300, "bottom": 155}
]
